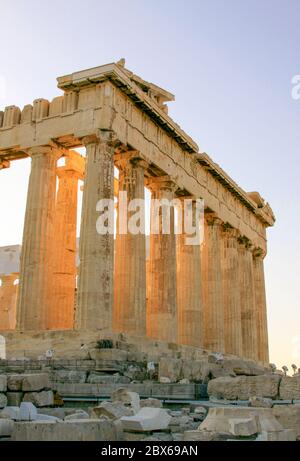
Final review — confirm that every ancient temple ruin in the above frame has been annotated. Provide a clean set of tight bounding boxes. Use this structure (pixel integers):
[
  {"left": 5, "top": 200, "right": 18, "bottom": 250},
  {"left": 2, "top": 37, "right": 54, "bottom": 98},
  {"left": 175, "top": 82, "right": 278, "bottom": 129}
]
[{"left": 0, "top": 61, "right": 275, "bottom": 363}]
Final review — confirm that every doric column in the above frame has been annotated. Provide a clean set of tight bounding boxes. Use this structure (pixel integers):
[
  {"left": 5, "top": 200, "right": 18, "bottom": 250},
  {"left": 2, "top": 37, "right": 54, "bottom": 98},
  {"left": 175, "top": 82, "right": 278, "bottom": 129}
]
[
  {"left": 253, "top": 248, "right": 269, "bottom": 363},
  {"left": 16, "top": 146, "right": 61, "bottom": 330},
  {"left": 0, "top": 273, "right": 18, "bottom": 330},
  {"left": 177, "top": 197, "right": 203, "bottom": 347},
  {"left": 48, "top": 152, "right": 85, "bottom": 330},
  {"left": 221, "top": 226, "right": 243, "bottom": 356},
  {"left": 113, "top": 152, "right": 147, "bottom": 336},
  {"left": 202, "top": 213, "right": 224, "bottom": 352},
  {"left": 76, "top": 132, "right": 115, "bottom": 331},
  {"left": 238, "top": 237, "right": 258, "bottom": 360},
  {"left": 145, "top": 176, "right": 177, "bottom": 343}
]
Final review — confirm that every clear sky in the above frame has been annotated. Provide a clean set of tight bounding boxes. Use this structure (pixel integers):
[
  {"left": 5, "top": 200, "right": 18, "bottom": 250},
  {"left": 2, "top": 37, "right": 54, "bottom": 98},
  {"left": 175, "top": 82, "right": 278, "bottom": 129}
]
[{"left": 0, "top": 0, "right": 299, "bottom": 369}]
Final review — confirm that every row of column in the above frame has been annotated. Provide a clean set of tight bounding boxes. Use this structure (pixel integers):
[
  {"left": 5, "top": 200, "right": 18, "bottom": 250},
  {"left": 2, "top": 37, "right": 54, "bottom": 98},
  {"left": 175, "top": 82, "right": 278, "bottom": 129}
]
[{"left": 1, "top": 134, "right": 269, "bottom": 363}]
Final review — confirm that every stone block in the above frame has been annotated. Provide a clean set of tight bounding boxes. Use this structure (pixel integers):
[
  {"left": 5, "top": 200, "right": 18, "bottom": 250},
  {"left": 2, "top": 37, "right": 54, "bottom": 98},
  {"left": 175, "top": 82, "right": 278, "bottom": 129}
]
[
  {"left": 7, "top": 375, "right": 25, "bottom": 391},
  {"left": 0, "top": 418, "right": 14, "bottom": 437},
  {"left": 87, "top": 373, "right": 130, "bottom": 385},
  {"left": 120, "top": 407, "right": 171, "bottom": 432},
  {"left": 183, "top": 430, "right": 222, "bottom": 441},
  {"left": 279, "top": 376, "right": 300, "bottom": 400},
  {"left": 200, "top": 407, "right": 283, "bottom": 434},
  {"left": 53, "top": 370, "right": 87, "bottom": 384},
  {"left": 111, "top": 388, "right": 140, "bottom": 413},
  {"left": 158, "top": 358, "right": 182, "bottom": 382},
  {"left": 23, "top": 390, "right": 54, "bottom": 407},
  {"left": 0, "top": 375, "right": 7, "bottom": 392},
  {"left": 1, "top": 406, "right": 20, "bottom": 420},
  {"left": 6, "top": 392, "right": 23, "bottom": 407},
  {"left": 207, "top": 375, "right": 281, "bottom": 400},
  {"left": 18, "top": 402, "right": 38, "bottom": 421},
  {"left": 273, "top": 404, "right": 300, "bottom": 437},
  {"left": 228, "top": 418, "right": 258, "bottom": 436},
  {"left": 91, "top": 401, "right": 133, "bottom": 420},
  {"left": 12, "top": 419, "right": 117, "bottom": 441},
  {"left": 0, "top": 394, "right": 7, "bottom": 409},
  {"left": 22, "top": 373, "right": 51, "bottom": 392}
]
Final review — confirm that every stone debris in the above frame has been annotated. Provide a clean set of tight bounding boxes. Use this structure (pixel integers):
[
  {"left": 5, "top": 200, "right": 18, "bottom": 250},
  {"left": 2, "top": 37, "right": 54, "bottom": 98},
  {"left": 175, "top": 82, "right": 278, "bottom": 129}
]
[
  {"left": 111, "top": 388, "right": 140, "bottom": 414},
  {"left": 120, "top": 407, "right": 171, "bottom": 432},
  {"left": 23, "top": 390, "right": 54, "bottom": 407},
  {"left": 91, "top": 401, "right": 133, "bottom": 420}
]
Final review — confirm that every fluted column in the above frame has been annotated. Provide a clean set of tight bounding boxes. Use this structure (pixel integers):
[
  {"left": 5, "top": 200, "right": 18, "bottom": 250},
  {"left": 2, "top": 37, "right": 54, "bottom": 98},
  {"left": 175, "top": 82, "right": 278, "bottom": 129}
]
[
  {"left": 16, "top": 146, "right": 61, "bottom": 330},
  {"left": 113, "top": 152, "right": 147, "bottom": 335},
  {"left": 253, "top": 248, "right": 269, "bottom": 363},
  {"left": 238, "top": 237, "right": 258, "bottom": 360},
  {"left": 146, "top": 176, "right": 177, "bottom": 343},
  {"left": 202, "top": 213, "right": 224, "bottom": 352},
  {"left": 0, "top": 274, "right": 18, "bottom": 330},
  {"left": 76, "top": 132, "right": 115, "bottom": 331},
  {"left": 177, "top": 197, "right": 202, "bottom": 347},
  {"left": 221, "top": 226, "right": 243, "bottom": 356},
  {"left": 48, "top": 152, "right": 85, "bottom": 330}
]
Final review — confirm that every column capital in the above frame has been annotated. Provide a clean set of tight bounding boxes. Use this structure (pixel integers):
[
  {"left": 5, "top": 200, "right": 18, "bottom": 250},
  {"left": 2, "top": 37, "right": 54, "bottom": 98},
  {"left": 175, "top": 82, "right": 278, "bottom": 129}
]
[
  {"left": 238, "top": 235, "right": 253, "bottom": 250},
  {"left": 145, "top": 175, "right": 177, "bottom": 193},
  {"left": 252, "top": 246, "right": 266, "bottom": 259},
  {"left": 221, "top": 224, "right": 240, "bottom": 239},
  {"left": 0, "top": 159, "right": 10, "bottom": 170},
  {"left": 27, "top": 145, "right": 64, "bottom": 160},
  {"left": 82, "top": 130, "right": 121, "bottom": 149},
  {"left": 205, "top": 212, "right": 223, "bottom": 227},
  {"left": 115, "top": 151, "right": 148, "bottom": 171}
]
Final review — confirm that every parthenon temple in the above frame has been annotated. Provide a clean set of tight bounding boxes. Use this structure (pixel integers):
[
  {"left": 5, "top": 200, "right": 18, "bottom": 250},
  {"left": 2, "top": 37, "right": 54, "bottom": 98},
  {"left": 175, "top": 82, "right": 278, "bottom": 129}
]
[{"left": 0, "top": 61, "right": 275, "bottom": 363}]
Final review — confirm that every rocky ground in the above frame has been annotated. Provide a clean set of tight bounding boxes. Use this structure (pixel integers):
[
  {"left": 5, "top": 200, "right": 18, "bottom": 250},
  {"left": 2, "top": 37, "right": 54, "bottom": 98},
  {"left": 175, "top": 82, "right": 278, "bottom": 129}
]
[{"left": 0, "top": 346, "right": 300, "bottom": 441}]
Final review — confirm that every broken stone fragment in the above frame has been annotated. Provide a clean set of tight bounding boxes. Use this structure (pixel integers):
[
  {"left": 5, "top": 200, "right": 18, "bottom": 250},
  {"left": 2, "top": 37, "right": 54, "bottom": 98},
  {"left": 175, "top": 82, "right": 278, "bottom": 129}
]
[
  {"left": 23, "top": 390, "right": 54, "bottom": 407},
  {"left": 228, "top": 417, "right": 258, "bottom": 436},
  {"left": 91, "top": 401, "right": 133, "bottom": 420},
  {"left": 111, "top": 388, "right": 140, "bottom": 414},
  {"left": 120, "top": 407, "right": 171, "bottom": 432}
]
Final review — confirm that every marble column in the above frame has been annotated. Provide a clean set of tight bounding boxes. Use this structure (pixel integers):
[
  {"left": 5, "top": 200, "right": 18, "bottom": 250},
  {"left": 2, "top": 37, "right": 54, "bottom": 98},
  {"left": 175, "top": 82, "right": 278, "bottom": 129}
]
[
  {"left": 76, "top": 132, "right": 115, "bottom": 331},
  {"left": 48, "top": 152, "right": 85, "bottom": 330},
  {"left": 238, "top": 237, "right": 258, "bottom": 360},
  {"left": 177, "top": 197, "right": 203, "bottom": 347},
  {"left": 221, "top": 226, "right": 243, "bottom": 356},
  {"left": 0, "top": 273, "right": 18, "bottom": 330},
  {"left": 253, "top": 248, "right": 269, "bottom": 363},
  {"left": 146, "top": 176, "right": 177, "bottom": 343},
  {"left": 16, "top": 146, "right": 61, "bottom": 331},
  {"left": 202, "top": 213, "right": 224, "bottom": 352},
  {"left": 113, "top": 152, "right": 147, "bottom": 335}
]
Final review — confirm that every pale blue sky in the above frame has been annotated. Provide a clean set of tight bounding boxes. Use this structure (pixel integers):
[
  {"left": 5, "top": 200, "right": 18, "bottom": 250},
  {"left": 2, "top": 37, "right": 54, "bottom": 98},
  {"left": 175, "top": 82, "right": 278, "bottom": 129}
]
[{"left": 0, "top": 0, "right": 299, "bottom": 368}]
